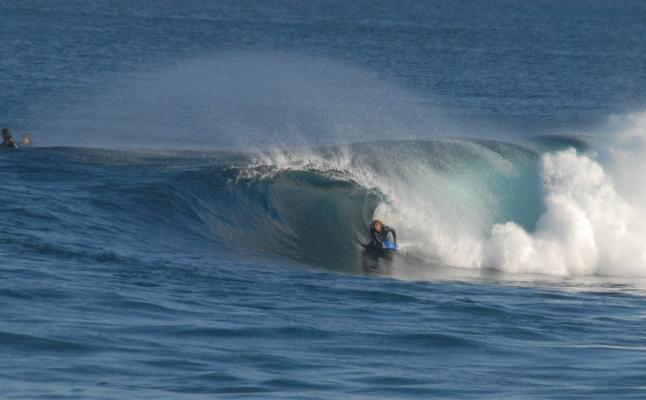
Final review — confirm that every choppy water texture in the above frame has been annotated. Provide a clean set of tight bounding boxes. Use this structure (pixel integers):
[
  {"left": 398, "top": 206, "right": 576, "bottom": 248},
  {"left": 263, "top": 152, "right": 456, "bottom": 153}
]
[{"left": 2, "top": 1, "right": 646, "bottom": 399}]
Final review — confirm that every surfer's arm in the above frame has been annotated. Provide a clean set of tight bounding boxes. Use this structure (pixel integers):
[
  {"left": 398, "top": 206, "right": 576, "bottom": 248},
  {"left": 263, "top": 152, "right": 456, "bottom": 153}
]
[{"left": 390, "top": 227, "right": 397, "bottom": 244}]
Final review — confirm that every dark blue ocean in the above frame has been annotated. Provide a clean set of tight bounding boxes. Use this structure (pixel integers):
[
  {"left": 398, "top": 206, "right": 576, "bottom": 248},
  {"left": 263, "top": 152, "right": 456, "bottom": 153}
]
[{"left": 3, "top": 1, "right": 646, "bottom": 398}]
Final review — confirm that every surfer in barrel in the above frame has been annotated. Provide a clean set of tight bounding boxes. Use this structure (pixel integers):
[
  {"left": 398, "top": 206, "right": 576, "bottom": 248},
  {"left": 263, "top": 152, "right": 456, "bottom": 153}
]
[
  {"left": 1, "top": 128, "right": 19, "bottom": 149},
  {"left": 367, "top": 219, "right": 397, "bottom": 251}
]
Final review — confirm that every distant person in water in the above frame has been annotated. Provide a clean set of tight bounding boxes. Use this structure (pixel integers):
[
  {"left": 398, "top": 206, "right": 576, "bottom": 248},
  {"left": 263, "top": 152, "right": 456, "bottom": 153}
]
[
  {"left": 1, "top": 128, "right": 19, "bottom": 149},
  {"left": 21, "top": 132, "right": 32, "bottom": 146},
  {"left": 367, "top": 219, "right": 397, "bottom": 249}
]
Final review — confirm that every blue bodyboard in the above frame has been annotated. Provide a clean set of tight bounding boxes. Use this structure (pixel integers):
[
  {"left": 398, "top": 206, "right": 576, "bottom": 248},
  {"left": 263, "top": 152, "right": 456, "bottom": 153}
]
[{"left": 382, "top": 240, "right": 398, "bottom": 251}]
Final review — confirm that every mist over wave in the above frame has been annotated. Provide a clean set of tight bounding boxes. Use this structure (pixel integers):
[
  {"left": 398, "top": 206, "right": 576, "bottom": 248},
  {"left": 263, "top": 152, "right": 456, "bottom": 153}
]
[{"left": 32, "top": 53, "right": 453, "bottom": 149}]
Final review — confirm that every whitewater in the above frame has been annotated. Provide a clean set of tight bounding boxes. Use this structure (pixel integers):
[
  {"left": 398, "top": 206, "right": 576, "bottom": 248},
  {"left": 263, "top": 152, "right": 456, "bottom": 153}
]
[{"left": 3, "top": 1, "right": 646, "bottom": 399}]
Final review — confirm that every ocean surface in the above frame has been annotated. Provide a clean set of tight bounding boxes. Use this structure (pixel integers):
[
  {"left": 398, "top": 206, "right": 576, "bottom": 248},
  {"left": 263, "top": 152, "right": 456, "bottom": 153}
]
[{"left": 2, "top": 1, "right": 646, "bottom": 399}]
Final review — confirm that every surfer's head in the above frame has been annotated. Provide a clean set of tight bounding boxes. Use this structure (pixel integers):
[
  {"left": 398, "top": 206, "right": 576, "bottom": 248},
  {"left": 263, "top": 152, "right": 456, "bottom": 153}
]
[
  {"left": 1, "top": 128, "right": 11, "bottom": 140},
  {"left": 372, "top": 219, "right": 383, "bottom": 232}
]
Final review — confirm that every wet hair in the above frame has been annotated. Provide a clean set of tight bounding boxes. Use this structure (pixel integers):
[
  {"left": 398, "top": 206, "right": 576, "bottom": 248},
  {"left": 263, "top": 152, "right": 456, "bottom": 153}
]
[
  {"left": 1, "top": 128, "right": 11, "bottom": 137},
  {"left": 372, "top": 219, "right": 383, "bottom": 226}
]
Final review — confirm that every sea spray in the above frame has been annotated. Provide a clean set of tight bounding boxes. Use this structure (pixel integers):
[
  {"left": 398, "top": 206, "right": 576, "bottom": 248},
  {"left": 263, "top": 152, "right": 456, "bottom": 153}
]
[{"left": 30, "top": 53, "right": 447, "bottom": 149}]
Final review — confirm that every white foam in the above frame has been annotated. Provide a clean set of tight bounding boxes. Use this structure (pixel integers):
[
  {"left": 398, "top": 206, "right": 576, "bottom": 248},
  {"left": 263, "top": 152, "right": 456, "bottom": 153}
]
[
  {"left": 483, "top": 149, "right": 637, "bottom": 275},
  {"left": 451, "top": 112, "right": 646, "bottom": 277}
]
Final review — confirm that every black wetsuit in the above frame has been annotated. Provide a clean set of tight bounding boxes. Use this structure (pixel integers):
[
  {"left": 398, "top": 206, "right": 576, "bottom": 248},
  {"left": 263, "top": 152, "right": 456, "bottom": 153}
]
[
  {"left": 369, "top": 222, "right": 397, "bottom": 249},
  {"left": 0, "top": 137, "right": 19, "bottom": 149}
]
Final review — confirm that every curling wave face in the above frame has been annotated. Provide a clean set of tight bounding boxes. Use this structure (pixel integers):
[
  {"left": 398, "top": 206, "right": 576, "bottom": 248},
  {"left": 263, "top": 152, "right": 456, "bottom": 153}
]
[{"left": 4, "top": 115, "right": 646, "bottom": 279}]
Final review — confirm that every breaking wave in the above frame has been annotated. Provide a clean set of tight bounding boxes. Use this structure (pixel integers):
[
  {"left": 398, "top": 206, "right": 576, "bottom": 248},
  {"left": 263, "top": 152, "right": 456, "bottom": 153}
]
[{"left": 11, "top": 112, "right": 646, "bottom": 279}]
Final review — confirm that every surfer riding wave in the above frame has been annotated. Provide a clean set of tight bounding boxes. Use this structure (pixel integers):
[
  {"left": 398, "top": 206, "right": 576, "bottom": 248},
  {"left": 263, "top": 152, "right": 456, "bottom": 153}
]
[{"left": 366, "top": 219, "right": 397, "bottom": 251}]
